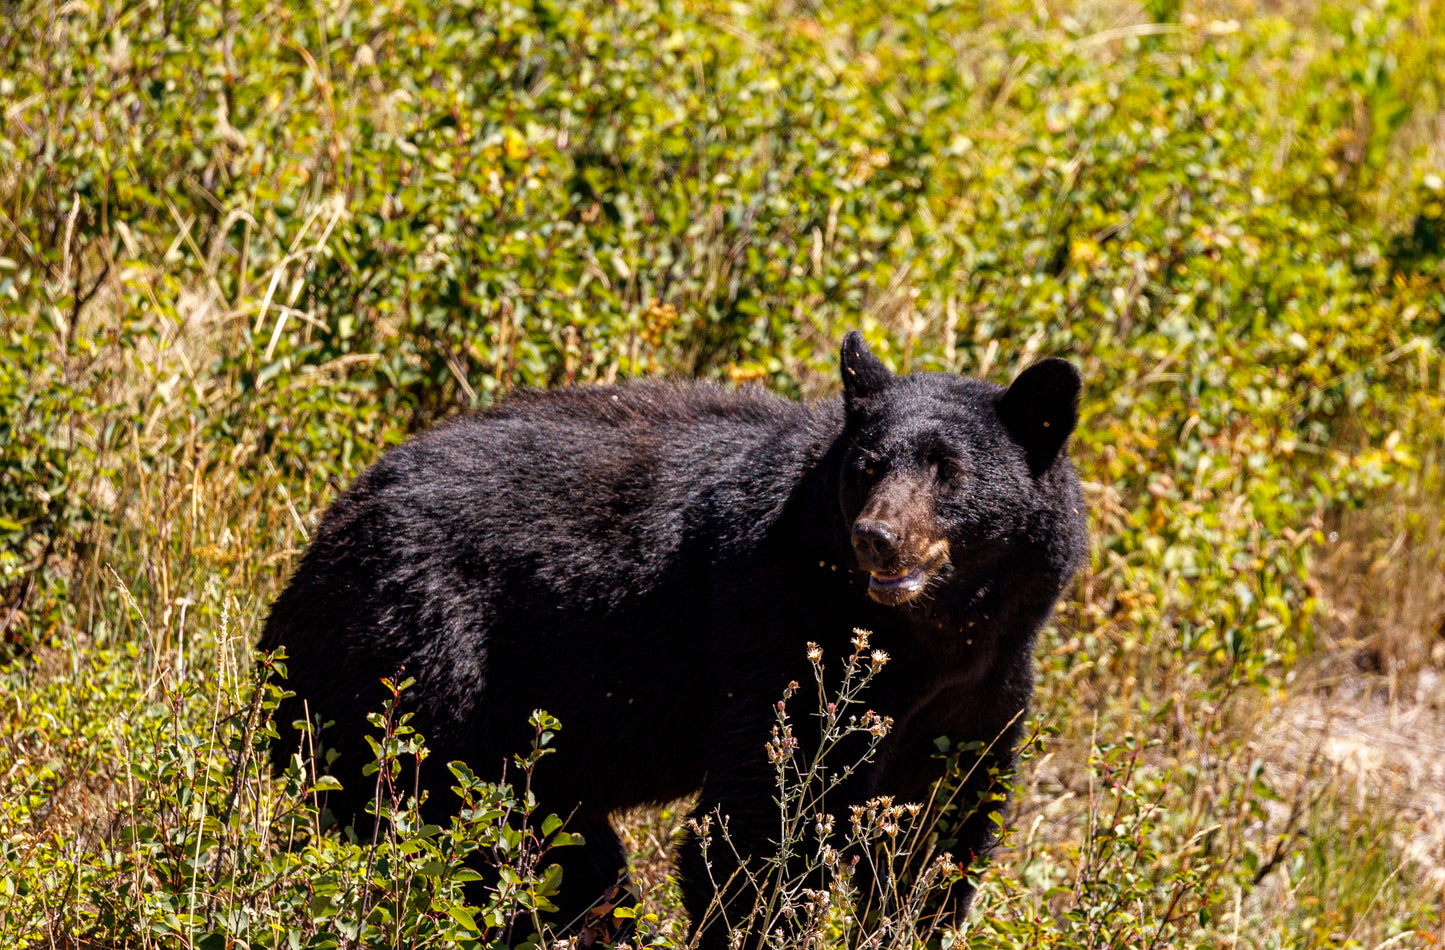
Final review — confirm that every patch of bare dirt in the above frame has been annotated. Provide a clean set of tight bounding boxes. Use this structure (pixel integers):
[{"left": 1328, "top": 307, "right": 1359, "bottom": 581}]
[{"left": 1276, "top": 666, "right": 1445, "bottom": 887}]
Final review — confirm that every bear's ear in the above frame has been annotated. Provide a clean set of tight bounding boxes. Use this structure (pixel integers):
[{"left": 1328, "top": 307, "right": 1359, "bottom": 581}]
[
  {"left": 997, "top": 357, "right": 1081, "bottom": 475},
  {"left": 840, "top": 330, "right": 893, "bottom": 413}
]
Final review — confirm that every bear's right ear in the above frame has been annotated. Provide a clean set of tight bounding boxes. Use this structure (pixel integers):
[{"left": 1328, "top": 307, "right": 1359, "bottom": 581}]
[
  {"left": 998, "top": 357, "right": 1082, "bottom": 476},
  {"left": 840, "top": 330, "right": 893, "bottom": 413}
]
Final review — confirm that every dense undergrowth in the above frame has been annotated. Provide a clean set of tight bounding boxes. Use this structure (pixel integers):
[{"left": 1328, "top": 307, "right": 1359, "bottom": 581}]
[{"left": 2, "top": 0, "right": 1444, "bottom": 946}]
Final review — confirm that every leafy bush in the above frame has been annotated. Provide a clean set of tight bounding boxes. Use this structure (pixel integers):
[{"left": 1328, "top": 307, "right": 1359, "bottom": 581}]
[{"left": 0, "top": 633, "right": 586, "bottom": 948}]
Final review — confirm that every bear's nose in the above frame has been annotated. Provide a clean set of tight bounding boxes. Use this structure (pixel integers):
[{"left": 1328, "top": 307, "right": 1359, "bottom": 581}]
[{"left": 851, "top": 519, "right": 900, "bottom": 567}]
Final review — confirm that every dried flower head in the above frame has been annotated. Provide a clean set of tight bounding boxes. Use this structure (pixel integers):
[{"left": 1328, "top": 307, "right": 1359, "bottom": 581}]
[{"left": 859, "top": 709, "right": 893, "bottom": 738}]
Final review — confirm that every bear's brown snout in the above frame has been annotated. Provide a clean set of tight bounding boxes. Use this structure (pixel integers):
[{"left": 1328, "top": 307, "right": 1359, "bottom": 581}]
[
  {"left": 851, "top": 518, "right": 901, "bottom": 569},
  {"left": 850, "top": 475, "right": 950, "bottom": 604}
]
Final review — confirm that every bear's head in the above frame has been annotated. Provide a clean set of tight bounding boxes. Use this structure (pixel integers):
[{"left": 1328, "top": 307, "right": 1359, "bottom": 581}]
[{"left": 837, "top": 330, "right": 1081, "bottom": 608}]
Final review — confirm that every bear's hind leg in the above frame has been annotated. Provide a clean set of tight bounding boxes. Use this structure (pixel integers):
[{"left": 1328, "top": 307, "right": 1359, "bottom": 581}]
[{"left": 543, "top": 815, "right": 634, "bottom": 944}]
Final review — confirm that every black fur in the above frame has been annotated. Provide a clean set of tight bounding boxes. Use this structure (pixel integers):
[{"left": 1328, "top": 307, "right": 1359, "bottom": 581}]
[{"left": 258, "top": 332, "right": 1087, "bottom": 946}]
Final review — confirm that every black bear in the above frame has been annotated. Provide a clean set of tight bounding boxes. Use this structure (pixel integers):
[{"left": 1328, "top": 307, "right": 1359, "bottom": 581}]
[{"left": 258, "top": 331, "right": 1087, "bottom": 946}]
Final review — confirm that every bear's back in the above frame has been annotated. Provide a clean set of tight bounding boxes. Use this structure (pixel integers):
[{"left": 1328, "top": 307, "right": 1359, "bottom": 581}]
[{"left": 335, "top": 382, "right": 831, "bottom": 592}]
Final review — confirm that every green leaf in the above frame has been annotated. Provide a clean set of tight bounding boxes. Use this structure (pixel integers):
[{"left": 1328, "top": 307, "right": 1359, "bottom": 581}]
[{"left": 447, "top": 905, "right": 479, "bottom": 931}]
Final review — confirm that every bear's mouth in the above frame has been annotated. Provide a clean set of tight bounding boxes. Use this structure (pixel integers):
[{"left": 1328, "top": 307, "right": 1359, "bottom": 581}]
[
  {"left": 866, "top": 541, "right": 951, "bottom": 605},
  {"left": 869, "top": 566, "right": 929, "bottom": 592}
]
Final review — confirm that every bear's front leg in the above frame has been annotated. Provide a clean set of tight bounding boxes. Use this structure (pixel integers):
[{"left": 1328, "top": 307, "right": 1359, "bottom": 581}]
[
  {"left": 852, "top": 720, "right": 1024, "bottom": 945},
  {"left": 675, "top": 721, "right": 811, "bottom": 950},
  {"left": 676, "top": 800, "right": 768, "bottom": 950}
]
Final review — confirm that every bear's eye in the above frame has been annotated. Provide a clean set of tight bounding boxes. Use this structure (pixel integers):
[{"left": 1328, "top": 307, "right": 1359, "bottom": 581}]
[{"left": 937, "top": 457, "right": 965, "bottom": 484}]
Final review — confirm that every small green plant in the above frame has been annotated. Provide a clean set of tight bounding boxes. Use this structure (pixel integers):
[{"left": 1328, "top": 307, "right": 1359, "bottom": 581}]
[
  {"left": 0, "top": 633, "right": 586, "bottom": 948},
  {"left": 265, "top": 666, "right": 588, "bottom": 950}
]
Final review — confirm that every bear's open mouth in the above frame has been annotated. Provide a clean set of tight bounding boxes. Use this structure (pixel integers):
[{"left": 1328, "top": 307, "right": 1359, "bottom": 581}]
[
  {"left": 869, "top": 566, "right": 929, "bottom": 592},
  {"left": 867, "top": 556, "right": 947, "bottom": 604},
  {"left": 865, "top": 540, "right": 951, "bottom": 605}
]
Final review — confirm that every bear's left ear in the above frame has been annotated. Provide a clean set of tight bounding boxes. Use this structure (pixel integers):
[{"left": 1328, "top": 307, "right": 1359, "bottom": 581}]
[
  {"left": 997, "top": 358, "right": 1081, "bottom": 475},
  {"left": 840, "top": 330, "right": 893, "bottom": 413}
]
